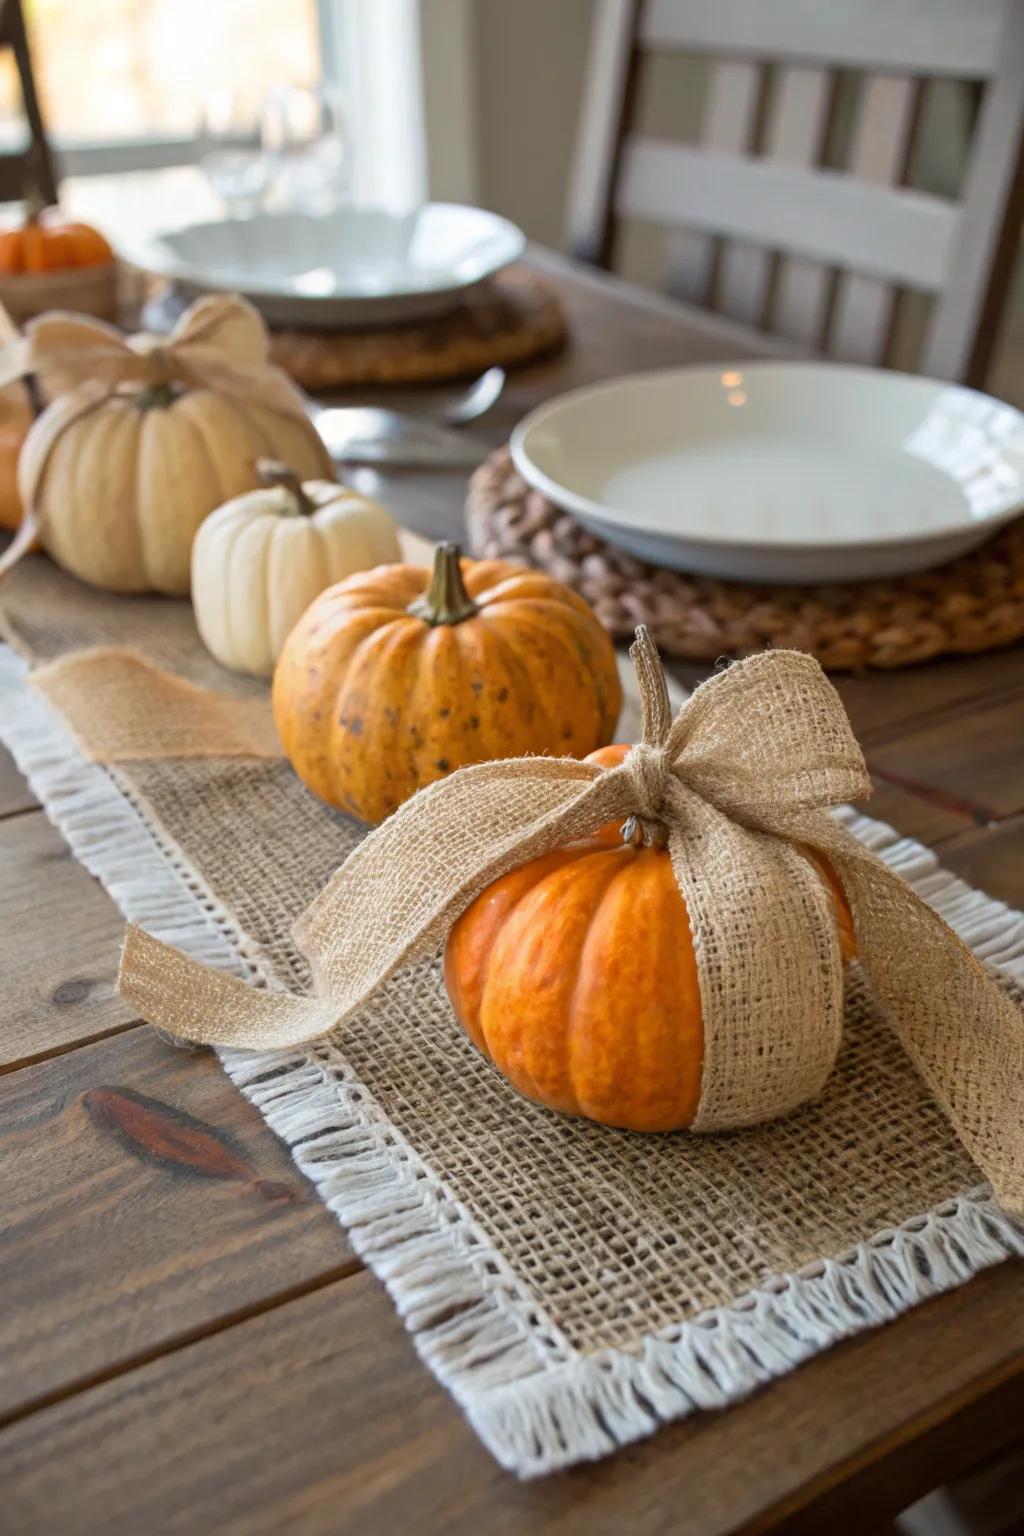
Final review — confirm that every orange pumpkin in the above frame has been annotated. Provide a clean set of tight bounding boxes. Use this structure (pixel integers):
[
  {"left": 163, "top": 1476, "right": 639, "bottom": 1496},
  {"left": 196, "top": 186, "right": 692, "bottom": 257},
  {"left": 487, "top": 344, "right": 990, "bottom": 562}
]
[
  {"left": 444, "top": 742, "right": 856, "bottom": 1132},
  {"left": 273, "top": 542, "right": 623, "bottom": 823},
  {"left": 0, "top": 203, "right": 113, "bottom": 275},
  {"left": 0, "top": 384, "right": 32, "bottom": 532}
]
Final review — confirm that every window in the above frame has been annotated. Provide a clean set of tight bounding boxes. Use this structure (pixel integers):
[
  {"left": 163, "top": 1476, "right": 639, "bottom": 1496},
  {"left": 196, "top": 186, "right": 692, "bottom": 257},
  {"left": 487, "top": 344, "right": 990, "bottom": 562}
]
[
  {"left": 0, "top": 0, "right": 320, "bottom": 165},
  {"left": 0, "top": 0, "right": 472, "bottom": 214}
]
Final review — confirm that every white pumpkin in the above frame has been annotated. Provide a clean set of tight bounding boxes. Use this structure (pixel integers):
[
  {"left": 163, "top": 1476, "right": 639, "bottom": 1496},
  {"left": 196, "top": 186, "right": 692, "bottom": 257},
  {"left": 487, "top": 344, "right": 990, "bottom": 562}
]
[{"left": 191, "top": 461, "right": 401, "bottom": 677}]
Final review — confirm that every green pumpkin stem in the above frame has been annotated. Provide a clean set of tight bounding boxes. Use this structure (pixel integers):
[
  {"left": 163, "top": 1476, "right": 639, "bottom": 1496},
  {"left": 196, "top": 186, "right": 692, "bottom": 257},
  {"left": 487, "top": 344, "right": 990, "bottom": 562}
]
[
  {"left": 408, "top": 542, "right": 478, "bottom": 626},
  {"left": 135, "top": 382, "right": 178, "bottom": 411},
  {"left": 257, "top": 458, "right": 314, "bottom": 517}
]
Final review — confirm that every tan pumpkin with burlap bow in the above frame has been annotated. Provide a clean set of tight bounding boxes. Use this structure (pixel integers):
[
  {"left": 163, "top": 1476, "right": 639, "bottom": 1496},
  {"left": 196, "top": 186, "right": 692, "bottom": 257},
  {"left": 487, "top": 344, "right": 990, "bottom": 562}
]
[{"left": 0, "top": 295, "right": 332, "bottom": 595}]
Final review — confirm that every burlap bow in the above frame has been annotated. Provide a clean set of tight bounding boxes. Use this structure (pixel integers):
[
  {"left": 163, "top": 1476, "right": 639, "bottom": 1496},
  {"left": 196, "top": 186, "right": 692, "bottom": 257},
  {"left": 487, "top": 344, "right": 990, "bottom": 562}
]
[
  {"left": 0, "top": 291, "right": 306, "bottom": 413},
  {"left": 0, "top": 294, "right": 316, "bottom": 578},
  {"left": 118, "top": 629, "right": 1024, "bottom": 1214}
]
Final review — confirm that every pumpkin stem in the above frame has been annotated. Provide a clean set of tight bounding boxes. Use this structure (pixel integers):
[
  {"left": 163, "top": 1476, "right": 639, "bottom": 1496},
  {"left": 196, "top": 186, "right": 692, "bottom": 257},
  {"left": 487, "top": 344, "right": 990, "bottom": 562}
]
[
  {"left": 135, "top": 382, "right": 178, "bottom": 411},
  {"left": 257, "top": 458, "right": 314, "bottom": 517},
  {"left": 620, "top": 813, "right": 669, "bottom": 851},
  {"left": 408, "top": 542, "right": 478, "bottom": 626},
  {"left": 21, "top": 183, "right": 47, "bottom": 224}
]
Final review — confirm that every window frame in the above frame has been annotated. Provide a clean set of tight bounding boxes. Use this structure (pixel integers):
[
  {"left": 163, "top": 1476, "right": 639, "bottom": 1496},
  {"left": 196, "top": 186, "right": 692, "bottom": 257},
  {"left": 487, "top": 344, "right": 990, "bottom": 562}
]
[{"left": 43, "top": 0, "right": 477, "bottom": 208}]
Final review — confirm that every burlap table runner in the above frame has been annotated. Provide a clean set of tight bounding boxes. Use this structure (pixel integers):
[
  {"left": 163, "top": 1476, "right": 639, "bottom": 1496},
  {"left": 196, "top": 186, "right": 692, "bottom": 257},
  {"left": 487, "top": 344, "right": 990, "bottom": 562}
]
[{"left": 2, "top": 552, "right": 1023, "bottom": 1476}]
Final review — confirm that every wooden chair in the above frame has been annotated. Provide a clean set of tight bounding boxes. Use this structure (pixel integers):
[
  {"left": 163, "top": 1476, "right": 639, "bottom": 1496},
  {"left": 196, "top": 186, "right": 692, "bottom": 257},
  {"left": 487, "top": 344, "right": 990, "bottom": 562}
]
[
  {"left": 567, "top": 0, "right": 1024, "bottom": 384},
  {"left": 0, "top": 0, "right": 57, "bottom": 205}
]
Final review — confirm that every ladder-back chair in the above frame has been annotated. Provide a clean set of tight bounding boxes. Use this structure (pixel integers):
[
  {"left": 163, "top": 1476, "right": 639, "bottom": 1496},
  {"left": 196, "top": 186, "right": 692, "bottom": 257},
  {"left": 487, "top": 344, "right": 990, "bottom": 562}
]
[
  {"left": 567, "top": 0, "right": 1024, "bottom": 384},
  {"left": 0, "top": 0, "right": 57, "bottom": 205}
]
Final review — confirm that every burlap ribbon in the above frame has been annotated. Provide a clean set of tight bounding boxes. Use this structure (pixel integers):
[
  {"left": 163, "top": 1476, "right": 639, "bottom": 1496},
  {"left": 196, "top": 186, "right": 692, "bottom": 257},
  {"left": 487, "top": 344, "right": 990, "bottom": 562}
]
[
  {"left": 31, "top": 647, "right": 282, "bottom": 761},
  {"left": 118, "top": 630, "right": 1024, "bottom": 1214},
  {"left": 0, "top": 293, "right": 317, "bottom": 578}
]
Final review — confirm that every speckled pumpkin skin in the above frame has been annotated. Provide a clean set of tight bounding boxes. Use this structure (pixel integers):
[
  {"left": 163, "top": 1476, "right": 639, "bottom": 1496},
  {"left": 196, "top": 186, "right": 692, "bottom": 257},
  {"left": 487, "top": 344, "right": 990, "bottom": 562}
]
[
  {"left": 272, "top": 557, "right": 623, "bottom": 823},
  {"left": 444, "top": 744, "right": 856, "bottom": 1133}
]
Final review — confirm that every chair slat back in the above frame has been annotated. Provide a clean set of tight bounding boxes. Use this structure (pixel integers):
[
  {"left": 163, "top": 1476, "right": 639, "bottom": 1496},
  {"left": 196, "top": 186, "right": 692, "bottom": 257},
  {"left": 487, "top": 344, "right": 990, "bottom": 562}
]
[
  {"left": 568, "top": 0, "right": 1024, "bottom": 383},
  {"left": 828, "top": 76, "right": 922, "bottom": 364},
  {"left": 640, "top": 0, "right": 1004, "bottom": 78},
  {"left": 755, "top": 66, "right": 836, "bottom": 344}
]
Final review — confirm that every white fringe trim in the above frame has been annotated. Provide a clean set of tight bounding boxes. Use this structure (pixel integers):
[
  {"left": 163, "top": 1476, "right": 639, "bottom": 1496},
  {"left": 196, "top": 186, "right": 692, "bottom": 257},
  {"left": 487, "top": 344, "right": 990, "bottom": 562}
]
[
  {"left": 3, "top": 642, "right": 1023, "bottom": 1478},
  {"left": 0, "top": 646, "right": 265, "bottom": 984}
]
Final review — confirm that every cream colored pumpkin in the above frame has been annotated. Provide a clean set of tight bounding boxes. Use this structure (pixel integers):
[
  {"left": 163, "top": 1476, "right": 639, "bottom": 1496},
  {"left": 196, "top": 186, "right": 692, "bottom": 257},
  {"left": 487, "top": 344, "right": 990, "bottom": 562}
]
[
  {"left": 192, "top": 461, "right": 401, "bottom": 676},
  {"left": 11, "top": 295, "right": 333, "bottom": 596}
]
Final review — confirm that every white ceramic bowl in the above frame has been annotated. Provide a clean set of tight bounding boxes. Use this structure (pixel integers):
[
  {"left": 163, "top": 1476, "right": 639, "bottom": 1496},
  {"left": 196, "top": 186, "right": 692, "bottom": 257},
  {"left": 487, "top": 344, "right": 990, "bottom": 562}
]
[
  {"left": 120, "top": 203, "right": 525, "bottom": 327},
  {"left": 511, "top": 363, "right": 1024, "bottom": 583}
]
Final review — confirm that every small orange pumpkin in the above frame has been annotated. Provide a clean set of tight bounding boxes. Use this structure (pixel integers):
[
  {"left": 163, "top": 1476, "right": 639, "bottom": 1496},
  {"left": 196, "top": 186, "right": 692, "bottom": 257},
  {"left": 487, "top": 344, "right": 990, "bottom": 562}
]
[
  {"left": 444, "top": 742, "right": 856, "bottom": 1132},
  {"left": 0, "top": 202, "right": 113, "bottom": 275},
  {"left": 273, "top": 542, "right": 623, "bottom": 823},
  {"left": 0, "top": 383, "right": 32, "bottom": 532}
]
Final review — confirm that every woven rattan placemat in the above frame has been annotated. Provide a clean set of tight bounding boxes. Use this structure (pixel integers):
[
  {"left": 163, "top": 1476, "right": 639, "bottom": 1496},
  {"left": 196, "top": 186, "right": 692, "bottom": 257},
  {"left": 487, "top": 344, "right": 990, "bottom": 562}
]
[
  {"left": 138, "top": 267, "right": 566, "bottom": 390},
  {"left": 271, "top": 267, "right": 565, "bottom": 388},
  {"left": 466, "top": 447, "right": 1024, "bottom": 671}
]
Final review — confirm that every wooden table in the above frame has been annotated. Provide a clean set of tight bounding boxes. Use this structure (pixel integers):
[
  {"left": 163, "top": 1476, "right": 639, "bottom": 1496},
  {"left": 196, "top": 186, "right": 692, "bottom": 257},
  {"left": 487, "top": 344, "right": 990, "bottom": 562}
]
[{"left": 1, "top": 248, "right": 1022, "bottom": 1536}]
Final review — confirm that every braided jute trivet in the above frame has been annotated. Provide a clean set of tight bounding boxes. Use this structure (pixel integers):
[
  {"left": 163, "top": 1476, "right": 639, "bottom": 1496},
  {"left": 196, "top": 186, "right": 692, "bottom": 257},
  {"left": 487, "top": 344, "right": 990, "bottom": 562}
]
[
  {"left": 266, "top": 266, "right": 567, "bottom": 390},
  {"left": 466, "top": 446, "right": 1024, "bottom": 671}
]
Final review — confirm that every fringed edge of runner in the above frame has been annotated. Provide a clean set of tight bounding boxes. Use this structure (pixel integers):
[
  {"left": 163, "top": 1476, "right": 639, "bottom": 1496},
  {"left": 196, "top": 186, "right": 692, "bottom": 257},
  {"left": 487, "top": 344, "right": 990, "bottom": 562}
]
[
  {"left": 3, "top": 640, "right": 1023, "bottom": 1478},
  {"left": 0, "top": 644, "right": 267, "bottom": 984},
  {"left": 460, "top": 1187, "right": 1024, "bottom": 1472}
]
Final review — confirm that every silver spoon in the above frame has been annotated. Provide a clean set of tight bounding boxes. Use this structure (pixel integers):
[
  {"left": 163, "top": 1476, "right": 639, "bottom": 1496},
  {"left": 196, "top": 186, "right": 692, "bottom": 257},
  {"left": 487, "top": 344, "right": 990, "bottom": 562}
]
[
  {"left": 436, "top": 366, "right": 506, "bottom": 426},
  {"left": 310, "top": 367, "right": 506, "bottom": 467}
]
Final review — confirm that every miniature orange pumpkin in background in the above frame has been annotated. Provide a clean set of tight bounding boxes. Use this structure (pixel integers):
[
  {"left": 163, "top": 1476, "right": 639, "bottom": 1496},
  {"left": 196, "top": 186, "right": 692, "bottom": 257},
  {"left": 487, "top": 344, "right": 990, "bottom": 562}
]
[
  {"left": 0, "top": 202, "right": 113, "bottom": 274},
  {"left": 273, "top": 542, "right": 623, "bottom": 823},
  {"left": 444, "top": 741, "right": 856, "bottom": 1133}
]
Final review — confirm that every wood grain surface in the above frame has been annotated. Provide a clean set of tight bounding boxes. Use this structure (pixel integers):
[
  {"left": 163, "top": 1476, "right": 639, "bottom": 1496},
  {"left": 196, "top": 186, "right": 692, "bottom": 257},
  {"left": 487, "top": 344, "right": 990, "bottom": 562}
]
[
  {"left": 1, "top": 1264, "right": 1021, "bottom": 1536},
  {"left": 0, "top": 743, "right": 35, "bottom": 817},
  {"left": 0, "top": 812, "right": 135, "bottom": 1068},
  {"left": 0, "top": 1027, "right": 353, "bottom": 1424},
  {"left": 0, "top": 248, "right": 1021, "bottom": 1534}
]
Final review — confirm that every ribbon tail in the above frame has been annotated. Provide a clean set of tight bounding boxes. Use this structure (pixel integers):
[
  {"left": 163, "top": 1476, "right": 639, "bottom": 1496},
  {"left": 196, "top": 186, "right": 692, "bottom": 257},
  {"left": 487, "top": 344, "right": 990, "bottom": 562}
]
[
  {"left": 119, "top": 758, "right": 633, "bottom": 1052},
  {"left": 296, "top": 757, "right": 632, "bottom": 1006},
  {"left": 0, "top": 331, "right": 30, "bottom": 389},
  {"left": 0, "top": 504, "right": 40, "bottom": 581},
  {"left": 29, "top": 648, "right": 282, "bottom": 762},
  {"left": 811, "top": 819, "right": 1024, "bottom": 1217},
  {"left": 118, "top": 926, "right": 338, "bottom": 1050}
]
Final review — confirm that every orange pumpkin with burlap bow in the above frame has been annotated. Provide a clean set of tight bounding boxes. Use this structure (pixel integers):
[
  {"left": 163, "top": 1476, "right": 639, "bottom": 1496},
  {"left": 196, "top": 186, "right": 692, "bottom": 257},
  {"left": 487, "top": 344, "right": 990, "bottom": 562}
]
[{"left": 445, "top": 740, "right": 856, "bottom": 1132}]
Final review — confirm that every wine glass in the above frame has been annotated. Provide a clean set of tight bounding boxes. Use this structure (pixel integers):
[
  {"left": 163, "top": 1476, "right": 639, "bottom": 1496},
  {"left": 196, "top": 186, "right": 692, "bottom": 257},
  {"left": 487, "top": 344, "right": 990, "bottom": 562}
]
[
  {"left": 260, "top": 82, "right": 349, "bottom": 214},
  {"left": 197, "top": 89, "right": 270, "bottom": 218}
]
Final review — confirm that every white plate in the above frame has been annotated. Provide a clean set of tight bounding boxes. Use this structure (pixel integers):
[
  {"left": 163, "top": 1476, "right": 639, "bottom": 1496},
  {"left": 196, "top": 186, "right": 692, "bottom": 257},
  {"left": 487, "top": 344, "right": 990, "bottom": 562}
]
[
  {"left": 120, "top": 204, "right": 525, "bottom": 327},
  {"left": 510, "top": 363, "right": 1024, "bottom": 583}
]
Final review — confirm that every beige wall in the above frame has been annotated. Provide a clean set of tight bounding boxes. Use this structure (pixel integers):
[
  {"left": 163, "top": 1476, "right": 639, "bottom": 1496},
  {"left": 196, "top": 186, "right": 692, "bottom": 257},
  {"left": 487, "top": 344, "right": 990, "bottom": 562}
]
[{"left": 471, "top": 0, "right": 592, "bottom": 249}]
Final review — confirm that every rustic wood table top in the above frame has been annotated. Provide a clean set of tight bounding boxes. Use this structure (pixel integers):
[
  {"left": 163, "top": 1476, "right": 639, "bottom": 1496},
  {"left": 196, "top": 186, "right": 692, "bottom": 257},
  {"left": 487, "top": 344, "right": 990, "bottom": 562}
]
[{"left": 1, "top": 246, "right": 1022, "bottom": 1536}]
